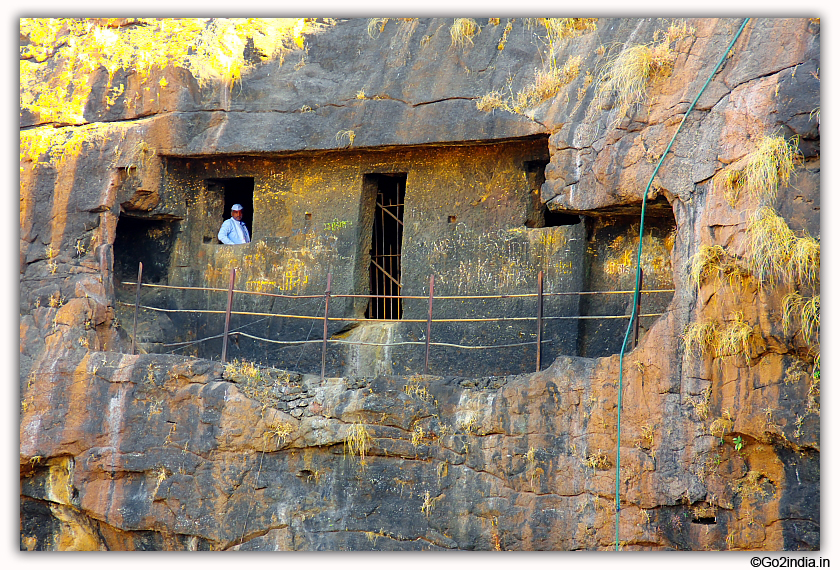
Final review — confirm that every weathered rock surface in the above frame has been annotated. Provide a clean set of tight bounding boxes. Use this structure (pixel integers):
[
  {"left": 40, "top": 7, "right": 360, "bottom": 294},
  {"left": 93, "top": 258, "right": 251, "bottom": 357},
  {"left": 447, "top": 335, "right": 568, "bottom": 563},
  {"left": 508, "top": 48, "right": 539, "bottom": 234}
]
[{"left": 20, "top": 17, "right": 819, "bottom": 550}]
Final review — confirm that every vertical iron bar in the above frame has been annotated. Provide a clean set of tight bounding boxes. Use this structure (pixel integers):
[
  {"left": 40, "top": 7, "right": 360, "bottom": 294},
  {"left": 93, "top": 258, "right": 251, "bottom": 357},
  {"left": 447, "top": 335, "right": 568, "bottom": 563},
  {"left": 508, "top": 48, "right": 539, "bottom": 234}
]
[
  {"left": 390, "top": 190, "right": 395, "bottom": 319},
  {"left": 632, "top": 268, "right": 643, "bottom": 348},
  {"left": 400, "top": 182, "right": 405, "bottom": 319},
  {"left": 424, "top": 274, "right": 434, "bottom": 375},
  {"left": 221, "top": 267, "right": 236, "bottom": 363},
  {"left": 536, "top": 270, "right": 544, "bottom": 372},
  {"left": 383, "top": 193, "right": 388, "bottom": 319},
  {"left": 131, "top": 262, "right": 143, "bottom": 355},
  {"left": 321, "top": 272, "right": 332, "bottom": 380}
]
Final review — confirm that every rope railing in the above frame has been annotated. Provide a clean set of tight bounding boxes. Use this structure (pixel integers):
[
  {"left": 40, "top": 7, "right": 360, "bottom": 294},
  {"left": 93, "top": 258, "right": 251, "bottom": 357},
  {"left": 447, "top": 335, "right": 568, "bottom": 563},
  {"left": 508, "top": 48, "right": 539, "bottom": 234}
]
[
  {"left": 121, "top": 264, "right": 672, "bottom": 377},
  {"left": 121, "top": 280, "right": 675, "bottom": 299},
  {"left": 122, "top": 302, "right": 665, "bottom": 323}
]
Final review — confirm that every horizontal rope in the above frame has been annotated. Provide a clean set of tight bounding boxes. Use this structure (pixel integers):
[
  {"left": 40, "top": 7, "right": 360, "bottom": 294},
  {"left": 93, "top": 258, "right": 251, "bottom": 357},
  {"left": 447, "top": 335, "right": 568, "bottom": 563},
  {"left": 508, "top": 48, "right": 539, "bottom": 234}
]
[
  {"left": 238, "top": 332, "right": 557, "bottom": 350},
  {"left": 120, "top": 281, "right": 324, "bottom": 299},
  {"left": 120, "top": 280, "right": 674, "bottom": 301},
  {"left": 119, "top": 301, "right": 664, "bottom": 323}
]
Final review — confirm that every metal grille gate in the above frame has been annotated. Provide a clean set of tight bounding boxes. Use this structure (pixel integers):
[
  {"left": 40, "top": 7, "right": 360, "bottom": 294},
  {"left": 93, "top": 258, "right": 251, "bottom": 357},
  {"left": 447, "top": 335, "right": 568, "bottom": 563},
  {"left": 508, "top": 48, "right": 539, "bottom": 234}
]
[{"left": 366, "top": 174, "right": 406, "bottom": 320}]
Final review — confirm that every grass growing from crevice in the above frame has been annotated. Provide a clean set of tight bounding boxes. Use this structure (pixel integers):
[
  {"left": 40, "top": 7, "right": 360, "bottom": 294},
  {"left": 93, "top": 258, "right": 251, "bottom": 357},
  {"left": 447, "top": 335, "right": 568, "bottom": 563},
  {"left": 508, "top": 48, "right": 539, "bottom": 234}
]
[
  {"left": 478, "top": 56, "right": 583, "bottom": 114},
  {"left": 224, "top": 359, "right": 294, "bottom": 412},
  {"left": 516, "top": 56, "right": 583, "bottom": 109},
  {"left": 709, "top": 409, "right": 734, "bottom": 440},
  {"left": 783, "top": 293, "right": 820, "bottom": 346},
  {"left": 526, "top": 18, "right": 599, "bottom": 43},
  {"left": 366, "top": 18, "right": 390, "bottom": 38},
  {"left": 263, "top": 420, "right": 296, "bottom": 448},
  {"left": 716, "top": 312, "right": 755, "bottom": 358},
  {"left": 335, "top": 129, "right": 356, "bottom": 147},
  {"left": 345, "top": 421, "right": 372, "bottom": 465},
  {"left": 746, "top": 206, "right": 819, "bottom": 288},
  {"left": 596, "top": 20, "right": 693, "bottom": 124},
  {"left": 688, "top": 244, "right": 754, "bottom": 294},
  {"left": 450, "top": 18, "right": 479, "bottom": 48},
  {"left": 688, "top": 244, "right": 726, "bottom": 287},
  {"left": 683, "top": 313, "right": 757, "bottom": 360},
  {"left": 476, "top": 18, "right": 597, "bottom": 115},
  {"left": 584, "top": 449, "right": 610, "bottom": 471},
  {"left": 682, "top": 320, "right": 719, "bottom": 357},
  {"left": 718, "top": 134, "right": 800, "bottom": 206}
]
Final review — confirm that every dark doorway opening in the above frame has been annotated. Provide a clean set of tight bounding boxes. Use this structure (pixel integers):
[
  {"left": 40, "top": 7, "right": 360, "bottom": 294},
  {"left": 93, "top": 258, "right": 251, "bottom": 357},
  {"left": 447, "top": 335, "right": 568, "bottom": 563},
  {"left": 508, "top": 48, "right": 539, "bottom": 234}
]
[
  {"left": 544, "top": 209, "right": 581, "bottom": 227},
  {"left": 113, "top": 216, "right": 179, "bottom": 284},
  {"left": 365, "top": 173, "right": 406, "bottom": 320},
  {"left": 208, "top": 177, "right": 255, "bottom": 240}
]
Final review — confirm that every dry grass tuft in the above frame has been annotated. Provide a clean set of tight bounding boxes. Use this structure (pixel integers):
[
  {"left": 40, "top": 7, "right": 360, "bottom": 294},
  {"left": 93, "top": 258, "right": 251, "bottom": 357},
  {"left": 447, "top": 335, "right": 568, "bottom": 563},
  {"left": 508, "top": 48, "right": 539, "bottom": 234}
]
[
  {"left": 709, "top": 410, "right": 734, "bottom": 440},
  {"left": 688, "top": 245, "right": 728, "bottom": 287},
  {"left": 497, "top": 20, "right": 513, "bottom": 51},
  {"left": 264, "top": 421, "right": 296, "bottom": 447},
  {"left": 515, "top": 56, "right": 583, "bottom": 109},
  {"left": 717, "top": 311, "right": 755, "bottom": 358},
  {"left": 682, "top": 321, "right": 719, "bottom": 357},
  {"left": 450, "top": 18, "right": 479, "bottom": 48},
  {"left": 687, "top": 244, "right": 753, "bottom": 293},
  {"left": 411, "top": 424, "right": 426, "bottom": 447},
  {"left": 684, "top": 313, "right": 755, "bottom": 359},
  {"left": 784, "top": 293, "right": 820, "bottom": 346},
  {"left": 403, "top": 375, "right": 432, "bottom": 401},
  {"left": 476, "top": 90, "right": 507, "bottom": 112},
  {"left": 717, "top": 168, "right": 745, "bottom": 207},
  {"left": 584, "top": 449, "right": 610, "bottom": 470},
  {"left": 790, "top": 234, "right": 821, "bottom": 287},
  {"left": 722, "top": 134, "right": 800, "bottom": 205},
  {"left": 782, "top": 292, "right": 803, "bottom": 339},
  {"left": 746, "top": 206, "right": 797, "bottom": 285},
  {"left": 735, "top": 470, "right": 769, "bottom": 503},
  {"left": 477, "top": 55, "right": 583, "bottom": 115},
  {"left": 534, "top": 18, "right": 598, "bottom": 41},
  {"left": 801, "top": 295, "right": 820, "bottom": 346},
  {"left": 224, "top": 360, "right": 296, "bottom": 412},
  {"left": 595, "top": 21, "right": 692, "bottom": 124},
  {"left": 346, "top": 421, "right": 372, "bottom": 464},
  {"left": 745, "top": 206, "right": 820, "bottom": 288},
  {"left": 335, "top": 129, "right": 356, "bottom": 148},
  {"left": 637, "top": 424, "right": 655, "bottom": 450},
  {"left": 366, "top": 18, "right": 390, "bottom": 38},
  {"left": 596, "top": 43, "right": 673, "bottom": 122},
  {"left": 420, "top": 490, "right": 442, "bottom": 516},
  {"left": 692, "top": 385, "right": 712, "bottom": 421}
]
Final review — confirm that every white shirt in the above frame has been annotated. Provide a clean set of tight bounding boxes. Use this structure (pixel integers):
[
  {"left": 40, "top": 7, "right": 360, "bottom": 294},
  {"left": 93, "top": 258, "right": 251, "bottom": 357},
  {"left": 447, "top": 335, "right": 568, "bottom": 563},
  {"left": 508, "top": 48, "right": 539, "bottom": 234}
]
[{"left": 218, "top": 217, "right": 251, "bottom": 244}]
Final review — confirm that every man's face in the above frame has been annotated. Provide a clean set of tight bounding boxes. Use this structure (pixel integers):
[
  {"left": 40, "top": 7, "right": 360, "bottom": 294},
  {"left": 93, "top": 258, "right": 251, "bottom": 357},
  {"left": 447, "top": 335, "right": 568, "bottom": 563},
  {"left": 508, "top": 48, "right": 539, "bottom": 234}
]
[{"left": 232, "top": 209, "right": 242, "bottom": 221}]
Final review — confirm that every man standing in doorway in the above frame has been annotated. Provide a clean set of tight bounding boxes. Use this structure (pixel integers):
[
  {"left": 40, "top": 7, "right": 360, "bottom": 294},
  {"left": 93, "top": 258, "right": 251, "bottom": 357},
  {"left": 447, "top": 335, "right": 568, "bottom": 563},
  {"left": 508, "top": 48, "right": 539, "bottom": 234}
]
[{"left": 218, "top": 204, "right": 251, "bottom": 244}]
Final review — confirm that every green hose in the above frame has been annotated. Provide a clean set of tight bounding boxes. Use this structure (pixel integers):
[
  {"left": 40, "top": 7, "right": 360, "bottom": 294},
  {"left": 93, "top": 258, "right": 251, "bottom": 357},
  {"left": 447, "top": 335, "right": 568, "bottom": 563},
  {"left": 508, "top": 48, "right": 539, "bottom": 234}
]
[{"left": 613, "top": 17, "right": 750, "bottom": 551}]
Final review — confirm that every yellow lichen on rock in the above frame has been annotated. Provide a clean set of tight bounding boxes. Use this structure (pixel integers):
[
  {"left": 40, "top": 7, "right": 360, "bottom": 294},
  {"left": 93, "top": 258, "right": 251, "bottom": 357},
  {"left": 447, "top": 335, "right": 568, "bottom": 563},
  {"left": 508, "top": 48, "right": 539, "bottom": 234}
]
[{"left": 20, "top": 18, "right": 330, "bottom": 125}]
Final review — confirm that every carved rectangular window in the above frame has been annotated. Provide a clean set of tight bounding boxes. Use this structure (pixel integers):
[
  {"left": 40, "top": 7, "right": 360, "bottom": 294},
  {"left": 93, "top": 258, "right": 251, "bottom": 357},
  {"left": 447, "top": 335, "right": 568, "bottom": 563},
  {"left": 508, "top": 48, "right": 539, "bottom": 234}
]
[{"left": 365, "top": 173, "right": 406, "bottom": 320}]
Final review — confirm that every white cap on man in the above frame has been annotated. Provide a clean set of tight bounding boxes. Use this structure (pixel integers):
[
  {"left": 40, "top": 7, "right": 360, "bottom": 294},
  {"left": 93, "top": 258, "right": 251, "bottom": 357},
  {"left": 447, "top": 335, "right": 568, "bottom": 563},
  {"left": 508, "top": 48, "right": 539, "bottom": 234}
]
[{"left": 231, "top": 204, "right": 243, "bottom": 211}]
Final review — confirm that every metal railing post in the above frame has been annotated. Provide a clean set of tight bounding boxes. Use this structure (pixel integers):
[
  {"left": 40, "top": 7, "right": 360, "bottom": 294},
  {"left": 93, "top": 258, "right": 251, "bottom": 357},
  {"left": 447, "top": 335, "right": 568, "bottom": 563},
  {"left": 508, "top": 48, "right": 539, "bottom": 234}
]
[
  {"left": 536, "top": 270, "right": 544, "bottom": 372},
  {"left": 424, "top": 274, "right": 434, "bottom": 375},
  {"left": 131, "top": 262, "right": 143, "bottom": 355},
  {"left": 632, "top": 268, "right": 643, "bottom": 348},
  {"left": 321, "top": 273, "right": 332, "bottom": 381},
  {"left": 221, "top": 267, "right": 236, "bottom": 363}
]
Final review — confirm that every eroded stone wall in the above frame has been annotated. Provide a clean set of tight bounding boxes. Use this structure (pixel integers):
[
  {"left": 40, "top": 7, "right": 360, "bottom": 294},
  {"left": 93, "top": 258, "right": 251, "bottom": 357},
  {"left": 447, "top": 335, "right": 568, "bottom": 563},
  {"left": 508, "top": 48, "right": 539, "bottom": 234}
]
[{"left": 115, "top": 137, "right": 659, "bottom": 376}]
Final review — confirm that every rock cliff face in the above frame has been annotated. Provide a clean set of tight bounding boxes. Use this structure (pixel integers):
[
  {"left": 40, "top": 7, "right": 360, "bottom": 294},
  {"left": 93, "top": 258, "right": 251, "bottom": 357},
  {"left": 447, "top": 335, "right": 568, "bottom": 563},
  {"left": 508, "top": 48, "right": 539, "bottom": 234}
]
[{"left": 20, "top": 17, "right": 819, "bottom": 550}]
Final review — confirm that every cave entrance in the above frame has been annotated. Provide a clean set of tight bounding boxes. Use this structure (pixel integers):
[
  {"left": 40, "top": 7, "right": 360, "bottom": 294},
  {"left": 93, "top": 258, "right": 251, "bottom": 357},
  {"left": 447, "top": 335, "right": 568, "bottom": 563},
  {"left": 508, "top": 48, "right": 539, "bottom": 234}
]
[
  {"left": 364, "top": 173, "right": 406, "bottom": 320},
  {"left": 113, "top": 215, "right": 178, "bottom": 284},
  {"left": 208, "top": 177, "right": 254, "bottom": 240}
]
